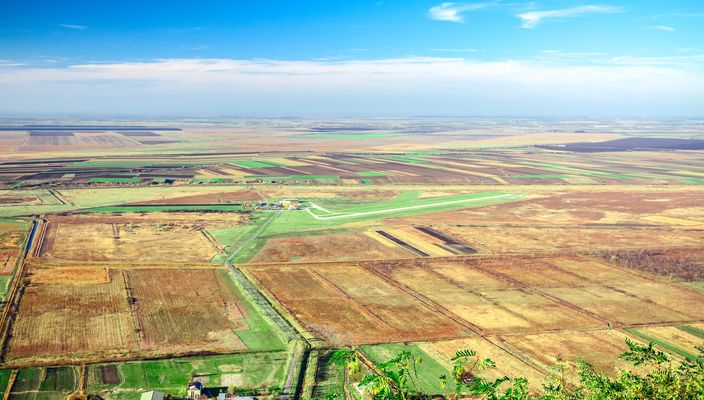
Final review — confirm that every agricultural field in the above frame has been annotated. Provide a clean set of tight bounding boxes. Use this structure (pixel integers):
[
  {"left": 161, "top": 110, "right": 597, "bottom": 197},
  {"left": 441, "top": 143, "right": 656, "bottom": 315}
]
[
  {"left": 1, "top": 118, "right": 704, "bottom": 398},
  {"left": 247, "top": 254, "right": 704, "bottom": 349},
  {"left": 86, "top": 352, "right": 290, "bottom": 400},
  {"left": 0, "top": 219, "right": 30, "bottom": 300},
  {"left": 4, "top": 265, "right": 286, "bottom": 367},
  {"left": 37, "top": 213, "right": 246, "bottom": 264},
  {"left": 5, "top": 366, "right": 79, "bottom": 400},
  {"left": 245, "top": 263, "right": 468, "bottom": 345}
]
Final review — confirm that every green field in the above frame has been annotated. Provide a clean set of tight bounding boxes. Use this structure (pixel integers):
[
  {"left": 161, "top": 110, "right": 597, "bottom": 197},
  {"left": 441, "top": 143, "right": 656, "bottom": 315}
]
[
  {"left": 360, "top": 343, "right": 451, "bottom": 394},
  {"left": 89, "top": 177, "right": 141, "bottom": 184},
  {"left": 0, "top": 274, "right": 12, "bottom": 298},
  {"left": 210, "top": 191, "right": 521, "bottom": 241},
  {"left": 307, "top": 191, "right": 519, "bottom": 220},
  {"left": 244, "top": 175, "right": 340, "bottom": 181},
  {"left": 310, "top": 350, "right": 345, "bottom": 398},
  {"left": 677, "top": 325, "right": 704, "bottom": 340},
  {"left": 218, "top": 269, "right": 288, "bottom": 351},
  {"left": 624, "top": 328, "right": 702, "bottom": 361},
  {"left": 208, "top": 212, "right": 274, "bottom": 264},
  {"left": 356, "top": 171, "right": 389, "bottom": 177},
  {"left": 377, "top": 155, "right": 429, "bottom": 165},
  {"left": 231, "top": 160, "right": 289, "bottom": 168},
  {"left": 87, "top": 352, "right": 290, "bottom": 400},
  {"left": 0, "top": 369, "right": 11, "bottom": 394},
  {"left": 8, "top": 367, "right": 79, "bottom": 400}
]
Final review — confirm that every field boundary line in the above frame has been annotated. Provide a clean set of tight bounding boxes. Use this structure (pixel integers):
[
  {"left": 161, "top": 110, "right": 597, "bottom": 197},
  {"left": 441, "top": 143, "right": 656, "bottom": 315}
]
[
  {"left": 358, "top": 263, "right": 484, "bottom": 335},
  {"left": 121, "top": 270, "right": 144, "bottom": 351},
  {"left": 309, "top": 268, "right": 397, "bottom": 331},
  {"left": 485, "top": 336, "right": 551, "bottom": 376},
  {"left": 2, "top": 370, "right": 17, "bottom": 400},
  {"left": 470, "top": 262, "right": 611, "bottom": 327}
]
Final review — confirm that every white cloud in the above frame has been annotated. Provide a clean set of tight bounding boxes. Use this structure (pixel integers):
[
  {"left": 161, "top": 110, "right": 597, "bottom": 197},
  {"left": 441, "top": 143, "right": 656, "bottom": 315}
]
[
  {"left": 0, "top": 57, "right": 701, "bottom": 116},
  {"left": 517, "top": 5, "right": 623, "bottom": 29},
  {"left": 652, "top": 25, "right": 675, "bottom": 31},
  {"left": 58, "top": 23, "right": 88, "bottom": 30},
  {"left": 428, "top": 2, "right": 495, "bottom": 23}
]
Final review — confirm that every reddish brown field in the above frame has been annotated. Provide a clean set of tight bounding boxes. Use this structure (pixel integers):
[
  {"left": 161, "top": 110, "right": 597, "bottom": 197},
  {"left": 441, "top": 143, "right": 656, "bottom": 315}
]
[
  {"left": 5, "top": 267, "right": 251, "bottom": 366},
  {"left": 130, "top": 189, "right": 261, "bottom": 205},
  {"left": 6, "top": 269, "right": 139, "bottom": 365},
  {"left": 127, "top": 269, "right": 247, "bottom": 353},
  {"left": 594, "top": 247, "right": 704, "bottom": 281},
  {"left": 246, "top": 263, "right": 468, "bottom": 345},
  {"left": 365, "top": 256, "right": 704, "bottom": 332},
  {"left": 251, "top": 232, "right": 413, "bottom": 263}
]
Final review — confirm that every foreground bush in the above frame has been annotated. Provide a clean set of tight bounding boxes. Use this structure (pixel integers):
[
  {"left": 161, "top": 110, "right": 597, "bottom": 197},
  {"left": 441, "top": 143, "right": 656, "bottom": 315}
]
[{"left": 326, "top": 339, "right": 704, "bottom": 400}]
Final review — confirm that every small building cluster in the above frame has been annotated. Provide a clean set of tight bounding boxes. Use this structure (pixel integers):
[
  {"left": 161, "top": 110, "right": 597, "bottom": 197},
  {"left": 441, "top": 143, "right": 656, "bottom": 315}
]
[
  {"left": 138, "top": 380, "right": 256, "bottom": 400},
  {"left": 187, "top": 380, "right": 256, "bottom": 400},
  {"left": 255, "top": 198, "right": 303, "bottom": 210}
]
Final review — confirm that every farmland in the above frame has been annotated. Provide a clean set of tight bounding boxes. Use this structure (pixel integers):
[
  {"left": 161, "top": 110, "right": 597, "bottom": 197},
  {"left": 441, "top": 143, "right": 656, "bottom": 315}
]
[
  {"left": 0, "top": 118, "right": 703, "bottom": 398},
  {"left": 4, "top": 266, "right": 286, "bottom": 367},
  {"left": 86, "top": 352, "right": 290, "bottom": 400}
]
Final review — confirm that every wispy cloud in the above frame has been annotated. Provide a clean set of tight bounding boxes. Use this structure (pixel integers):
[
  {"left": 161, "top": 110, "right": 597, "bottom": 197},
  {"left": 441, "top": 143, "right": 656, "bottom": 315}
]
[
  {"left": 58, "top": 23, "right": 88, "bottom": 30},
  {"left": 428, "top": 2, "right": 496, "bottom": 23},
  {"left": 652, "top": 25, "right": 675, "bottom": 32},
  {"left": 650, "top": 11, "right": 704, "bottom": 20},
  {"left": 0, "top": 60, "right": 26, "bottom": 68},
  {"left": 517, "top": 5, "right": 623, "bottom": 29},
  {"left": 0, "top": 57, "right": 702, "bottom": 116}
]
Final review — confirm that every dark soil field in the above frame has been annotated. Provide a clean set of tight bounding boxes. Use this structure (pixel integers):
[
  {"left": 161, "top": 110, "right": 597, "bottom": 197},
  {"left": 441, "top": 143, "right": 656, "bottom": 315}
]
[
  {"left": 539, "top": 137, "right": 704, "bottom": 152},
  {"left": 130, "top": 189, "right": 261, "bottom": 205},
  {"left": 594, "top": 248, "right": 704, "bottom": 281}
]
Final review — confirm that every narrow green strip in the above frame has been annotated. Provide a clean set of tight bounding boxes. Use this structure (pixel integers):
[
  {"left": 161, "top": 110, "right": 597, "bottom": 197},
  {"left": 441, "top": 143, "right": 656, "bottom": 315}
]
[{"left": 625, "top": 328, "right": 700, "bottom": 360}]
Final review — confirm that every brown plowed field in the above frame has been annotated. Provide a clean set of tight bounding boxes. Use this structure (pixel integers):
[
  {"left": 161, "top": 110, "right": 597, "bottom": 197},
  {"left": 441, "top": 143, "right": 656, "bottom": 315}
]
[
  {"left": 373, "top": 260, "right": 601, "bottom": 334},
  {"left": 6, "top": 267, "right": 251, "bottom": 366},
  {"left": 440, "top": 226, "right": 704, "bottom": 253},
  {"left": 251, "top": 232, "right": 413, "bottom": 263},
  {"left": 129, "top": 189, "right": 261, "bottom": 205},
  {"left": 246, "top": 263, "right": 468, "bottom": 345},
  {"left": 249, "top": 255, "right": 704, "bottom": 345},
  {"left": 6, "top": 269, "right": 139, "bottom": 364},
  {"left": 499, "top": 329, "right": 648, "bottom": 380},
  {"left": 127, "top": 269, "right": 247, "bottom": 353},
  {"left": 30, "top": 266, "right": 109, "bottom": 285}
]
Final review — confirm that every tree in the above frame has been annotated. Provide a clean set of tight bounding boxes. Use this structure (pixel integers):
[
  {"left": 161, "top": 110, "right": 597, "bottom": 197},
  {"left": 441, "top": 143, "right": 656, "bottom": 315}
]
[{"left": 327, "top": 339, "right": 704, "bottom": 400}]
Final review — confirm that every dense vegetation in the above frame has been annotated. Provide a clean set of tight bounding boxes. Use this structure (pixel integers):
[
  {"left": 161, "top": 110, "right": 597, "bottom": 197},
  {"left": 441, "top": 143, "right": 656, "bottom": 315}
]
[
  {"left": 325, "top": 339, "right": 704, "bottom": 400},
  {"left": 595, "top": 249, "right": 704, "bottom": 282}
]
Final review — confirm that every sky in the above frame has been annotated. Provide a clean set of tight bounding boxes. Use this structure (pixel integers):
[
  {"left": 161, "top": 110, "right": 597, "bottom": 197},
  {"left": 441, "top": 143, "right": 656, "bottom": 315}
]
[{"left": 0, "top": 0, "right": 703, "bottom": 117}]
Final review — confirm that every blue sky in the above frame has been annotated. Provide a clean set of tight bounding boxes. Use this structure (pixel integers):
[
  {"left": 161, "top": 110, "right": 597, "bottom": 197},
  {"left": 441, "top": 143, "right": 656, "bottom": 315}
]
[{"left": 1, "top": 1, "right": 703, "bottom": 116}]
